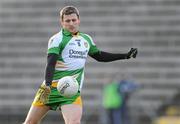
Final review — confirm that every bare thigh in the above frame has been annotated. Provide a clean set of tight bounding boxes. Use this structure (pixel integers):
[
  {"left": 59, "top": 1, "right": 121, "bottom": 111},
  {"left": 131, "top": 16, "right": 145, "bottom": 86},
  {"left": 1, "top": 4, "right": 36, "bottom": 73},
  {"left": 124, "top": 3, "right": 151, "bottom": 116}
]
[
  {"left": 61, "top": 104, "right": 82, "bottom": 124},
  {"left": 23, "top": 105, "right": 50, "bottom": 124}
]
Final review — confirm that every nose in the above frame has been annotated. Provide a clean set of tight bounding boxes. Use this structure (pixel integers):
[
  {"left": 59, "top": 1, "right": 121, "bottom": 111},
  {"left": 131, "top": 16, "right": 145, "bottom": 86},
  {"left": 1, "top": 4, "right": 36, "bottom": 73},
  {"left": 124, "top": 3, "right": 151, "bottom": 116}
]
[{"left": 69, "top": 20, "right": 74, "bottom": 25}]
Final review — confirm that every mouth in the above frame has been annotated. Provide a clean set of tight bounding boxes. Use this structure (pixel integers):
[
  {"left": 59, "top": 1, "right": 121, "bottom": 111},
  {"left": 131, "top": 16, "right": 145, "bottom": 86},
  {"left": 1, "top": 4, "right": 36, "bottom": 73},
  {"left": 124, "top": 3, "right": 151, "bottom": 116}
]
[
  {"left": 69, "top": 27, "right": 75, "bottom": 30},
  {"left": 69, "top": 26, "right": 78, "bottom": 32},
  {"left": 69, "top": 26, "right": 76, "bottom": 30}
]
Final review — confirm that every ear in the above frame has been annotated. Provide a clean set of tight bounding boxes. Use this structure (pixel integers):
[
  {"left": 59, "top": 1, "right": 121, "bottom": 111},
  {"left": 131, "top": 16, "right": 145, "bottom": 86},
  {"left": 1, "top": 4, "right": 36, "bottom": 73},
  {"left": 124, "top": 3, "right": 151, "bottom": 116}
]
[
  {"left": 60, "top": 18, "right": 63, "bottom": 26},
  {"left": 78, "top": 19, "right": 80, "bottom": 24}
]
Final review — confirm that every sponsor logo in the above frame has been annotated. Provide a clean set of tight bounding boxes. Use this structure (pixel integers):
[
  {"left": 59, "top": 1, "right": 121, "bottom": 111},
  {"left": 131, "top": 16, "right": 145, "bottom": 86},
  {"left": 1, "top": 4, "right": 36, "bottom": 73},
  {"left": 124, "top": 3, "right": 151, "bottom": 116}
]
[
  {"left": 75, "top": 39, "right": 81, "bottom": 41},
  {"left": 69, "top": 42, "right": 76, "bottom": 45},
  {"left": 69, "top": 49, "right": 88, "bottom": 59},
  {"left": 75, "top": 39, "right": 81, "bottom": 46}
]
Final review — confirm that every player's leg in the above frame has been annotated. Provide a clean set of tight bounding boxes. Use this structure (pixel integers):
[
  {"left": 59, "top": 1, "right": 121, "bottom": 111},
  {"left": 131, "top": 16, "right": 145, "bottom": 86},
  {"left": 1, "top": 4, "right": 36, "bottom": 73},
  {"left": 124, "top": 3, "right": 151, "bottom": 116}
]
[
  {"left": 61, "top": 104, "right": 82, "bottom": 124},
  {"left": 23, "top": 105, "right": 50, "bottom": 124},
  {"left": 23, "top": 82, "right": 51, "bottom": 124},
  {"left": 61, "top": 96, "right": 83, "bottom": 124}
]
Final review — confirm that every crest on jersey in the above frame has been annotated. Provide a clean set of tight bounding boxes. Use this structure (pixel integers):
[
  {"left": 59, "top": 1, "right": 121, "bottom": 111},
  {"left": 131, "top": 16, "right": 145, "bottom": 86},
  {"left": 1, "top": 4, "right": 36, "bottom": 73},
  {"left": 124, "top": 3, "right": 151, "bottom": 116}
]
[{"left": 84, "top": 42, "right": 88, "bottom": 48}]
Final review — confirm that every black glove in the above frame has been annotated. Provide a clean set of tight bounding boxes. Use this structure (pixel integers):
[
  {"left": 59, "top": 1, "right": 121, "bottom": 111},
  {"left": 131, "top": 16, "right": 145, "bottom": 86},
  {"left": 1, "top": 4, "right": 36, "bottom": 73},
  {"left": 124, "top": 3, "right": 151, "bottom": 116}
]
[{"left": 126, "top": 48, "right": 138, "bottom": 59}]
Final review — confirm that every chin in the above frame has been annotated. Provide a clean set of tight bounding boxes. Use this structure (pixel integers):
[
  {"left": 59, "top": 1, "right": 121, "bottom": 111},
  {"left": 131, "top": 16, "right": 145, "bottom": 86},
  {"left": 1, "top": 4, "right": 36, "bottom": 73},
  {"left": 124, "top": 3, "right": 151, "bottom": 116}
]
[{"left": 71, "top": 30, "right": 78, "bottom": 34}]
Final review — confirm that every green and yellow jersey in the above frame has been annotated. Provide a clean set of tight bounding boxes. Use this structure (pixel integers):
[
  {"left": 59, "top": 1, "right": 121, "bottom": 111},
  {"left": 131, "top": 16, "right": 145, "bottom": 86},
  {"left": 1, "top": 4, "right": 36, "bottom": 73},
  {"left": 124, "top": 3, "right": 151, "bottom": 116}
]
[{"left": 47, "top": 29, "right": 100, "bottom": 90}]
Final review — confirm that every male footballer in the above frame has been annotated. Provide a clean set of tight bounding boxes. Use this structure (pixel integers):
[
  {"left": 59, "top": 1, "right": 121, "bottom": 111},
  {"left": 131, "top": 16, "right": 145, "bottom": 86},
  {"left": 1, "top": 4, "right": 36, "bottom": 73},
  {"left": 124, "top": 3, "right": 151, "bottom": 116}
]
[{"left": 23, "top": 6, "right": 138, "bottom": 124}]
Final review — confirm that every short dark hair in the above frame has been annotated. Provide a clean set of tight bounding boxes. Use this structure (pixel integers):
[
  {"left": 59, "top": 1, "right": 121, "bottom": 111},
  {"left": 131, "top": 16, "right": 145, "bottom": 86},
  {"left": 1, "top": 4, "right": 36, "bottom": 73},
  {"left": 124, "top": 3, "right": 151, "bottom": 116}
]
[{"left": 60, "top": 6, "right": 80, "bottom": 21}]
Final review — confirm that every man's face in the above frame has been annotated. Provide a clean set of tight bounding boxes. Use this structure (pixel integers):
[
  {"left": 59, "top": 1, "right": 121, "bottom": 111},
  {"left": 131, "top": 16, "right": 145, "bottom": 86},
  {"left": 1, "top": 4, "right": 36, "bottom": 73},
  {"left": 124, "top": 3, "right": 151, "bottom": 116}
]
[{"left": 61, "top": 13, "right": 80, "bottom": 34}]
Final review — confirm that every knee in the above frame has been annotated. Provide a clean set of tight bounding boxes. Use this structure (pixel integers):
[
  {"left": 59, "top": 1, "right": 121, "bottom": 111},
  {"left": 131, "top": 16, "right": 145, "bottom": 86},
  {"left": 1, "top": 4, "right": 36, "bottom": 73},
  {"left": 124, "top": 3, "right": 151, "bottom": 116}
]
[{"left": 72, "top": 120, "right": 80, "bottom": 124}]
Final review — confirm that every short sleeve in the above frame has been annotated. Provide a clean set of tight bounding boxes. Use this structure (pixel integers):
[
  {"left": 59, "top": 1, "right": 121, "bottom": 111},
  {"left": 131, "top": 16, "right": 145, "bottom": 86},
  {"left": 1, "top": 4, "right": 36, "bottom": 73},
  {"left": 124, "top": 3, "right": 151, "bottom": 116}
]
[
  {"left": 80, "top": 33, "right": 100, "bottom": 55},
  {"left": 47, "top": 32, "right": 62, "bottom": 55}
]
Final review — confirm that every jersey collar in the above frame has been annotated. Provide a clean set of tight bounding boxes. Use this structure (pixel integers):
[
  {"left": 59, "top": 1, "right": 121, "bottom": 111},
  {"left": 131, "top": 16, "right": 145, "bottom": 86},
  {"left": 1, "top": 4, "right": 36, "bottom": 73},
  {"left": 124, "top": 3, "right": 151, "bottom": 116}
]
[{"left": 62, "top": 28, "right": 79, "bottom": 36}]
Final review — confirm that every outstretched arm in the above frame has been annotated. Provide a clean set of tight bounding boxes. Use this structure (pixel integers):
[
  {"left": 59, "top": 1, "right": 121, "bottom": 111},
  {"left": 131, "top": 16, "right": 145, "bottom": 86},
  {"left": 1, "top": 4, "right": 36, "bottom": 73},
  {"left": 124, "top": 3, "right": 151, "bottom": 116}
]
[{"left": 89, "top": 48, "right": 138, "bottom": 62}]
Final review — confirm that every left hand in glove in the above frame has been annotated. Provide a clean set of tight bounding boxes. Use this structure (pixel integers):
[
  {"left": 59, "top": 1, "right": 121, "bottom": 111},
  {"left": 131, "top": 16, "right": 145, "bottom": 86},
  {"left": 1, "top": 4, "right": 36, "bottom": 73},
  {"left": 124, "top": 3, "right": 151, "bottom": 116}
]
[{"left": 126, "top": 48, "right": 138, "bottom": 59}]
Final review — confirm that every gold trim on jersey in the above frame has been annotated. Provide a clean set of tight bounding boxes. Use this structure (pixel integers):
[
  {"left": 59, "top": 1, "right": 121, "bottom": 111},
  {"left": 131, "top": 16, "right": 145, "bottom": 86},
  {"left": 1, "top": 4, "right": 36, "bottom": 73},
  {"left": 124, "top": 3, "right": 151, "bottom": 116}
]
[{"left": 55, "top": 61, "right": 67, "bottom": 68}]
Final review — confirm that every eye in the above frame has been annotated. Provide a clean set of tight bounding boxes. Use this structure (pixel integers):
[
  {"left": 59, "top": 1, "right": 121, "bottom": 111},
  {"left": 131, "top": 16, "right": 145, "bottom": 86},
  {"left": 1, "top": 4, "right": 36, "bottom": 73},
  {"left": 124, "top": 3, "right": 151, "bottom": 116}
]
[
  {"left": 65, "top": 20, "right": 71, "bottom": 23},
  {"left": 72, "top": 19, "right": 77, "bottom": 22}
]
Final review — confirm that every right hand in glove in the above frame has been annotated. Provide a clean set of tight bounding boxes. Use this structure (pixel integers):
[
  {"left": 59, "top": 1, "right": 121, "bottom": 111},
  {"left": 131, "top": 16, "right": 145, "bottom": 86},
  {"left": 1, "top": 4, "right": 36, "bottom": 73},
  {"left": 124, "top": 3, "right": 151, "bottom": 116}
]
[{"left": 37, "top": 84, "right": 51, "bottom": 104}]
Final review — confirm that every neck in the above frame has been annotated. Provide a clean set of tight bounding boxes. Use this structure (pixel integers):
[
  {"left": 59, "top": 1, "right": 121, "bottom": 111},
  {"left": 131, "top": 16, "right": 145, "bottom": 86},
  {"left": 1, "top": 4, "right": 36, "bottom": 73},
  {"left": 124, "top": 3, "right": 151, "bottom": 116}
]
[{"left": 73, "top": 31, "right": 78, "bottom": 35}]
